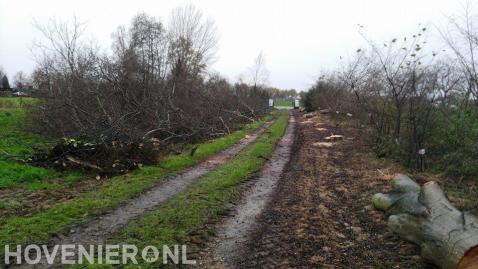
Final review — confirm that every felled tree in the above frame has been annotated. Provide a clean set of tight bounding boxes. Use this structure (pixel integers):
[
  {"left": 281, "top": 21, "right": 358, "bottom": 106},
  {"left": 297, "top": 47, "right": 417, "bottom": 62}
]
[{"left": 372, "top": 174, "right": 478, "bottom": 269}]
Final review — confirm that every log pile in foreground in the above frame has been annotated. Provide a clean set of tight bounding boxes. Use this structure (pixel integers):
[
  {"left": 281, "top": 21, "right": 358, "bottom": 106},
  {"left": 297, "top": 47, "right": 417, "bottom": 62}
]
[{"left": 372, "top": 174, "right": 478, "bottom": 269}]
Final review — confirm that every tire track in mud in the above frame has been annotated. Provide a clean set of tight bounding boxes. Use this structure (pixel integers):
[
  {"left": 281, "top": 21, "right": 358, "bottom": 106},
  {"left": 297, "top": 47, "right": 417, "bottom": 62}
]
[
  {"left": 198, "top": 113, "right": 296, "bottom": 268},
  {"left": 9, "top": 119, "right": 277, "bottom": 269}
]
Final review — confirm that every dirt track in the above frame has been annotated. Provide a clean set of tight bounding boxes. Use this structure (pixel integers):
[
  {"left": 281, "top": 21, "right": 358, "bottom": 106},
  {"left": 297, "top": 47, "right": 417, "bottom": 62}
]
[
  {"left": 198, "top": 113, "right": 296, "bottom": 268},
  {"left": 241, "top": 111, "right": 437, "bottom": 268},
  {"left": 200, "top": 111, "right": 437, "bottom": 268},
  {"left": 10, "top": 119, "right": 276, "bottom": 269},
  {"left": 9, "top": 110, "right": 443, "bottom": 268}
]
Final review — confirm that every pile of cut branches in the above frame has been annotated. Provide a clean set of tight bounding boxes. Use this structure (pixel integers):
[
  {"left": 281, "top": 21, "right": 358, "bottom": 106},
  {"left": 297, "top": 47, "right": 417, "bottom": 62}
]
[{"left": 29, "top": 138, "right": 159, "bottom": 177}]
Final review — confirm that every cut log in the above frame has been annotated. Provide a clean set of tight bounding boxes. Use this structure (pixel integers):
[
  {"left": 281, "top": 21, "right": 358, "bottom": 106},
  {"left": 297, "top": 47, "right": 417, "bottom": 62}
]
[
  {"left": 301, "top": 119, "right": 314, "bottom": 125},
  {"left": 303, "top": 112, "right": 315, "bottom": 118},
  {"left": 65, "top": 155, "right": 102, "bottom": 171},
  {"left": 372, "top": 174, "right": 478, "bottom": 269},
  {"left": 324, "top": 135, "right": 344, "bottom": 142},
  {"left": 312, "top": 142, "right": 333, "bottom": 148},
  {"left": 312, "top": 142, "right": 334, "bottom": 148}
]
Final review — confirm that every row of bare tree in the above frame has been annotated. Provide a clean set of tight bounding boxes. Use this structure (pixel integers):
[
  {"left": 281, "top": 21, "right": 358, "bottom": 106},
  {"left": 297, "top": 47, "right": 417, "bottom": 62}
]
[
  {"left": 305, "top": 5, "right": 478, "bottom": 176},
  {"left": 28, "top": 6, "right": 271, "bottom": 146}
]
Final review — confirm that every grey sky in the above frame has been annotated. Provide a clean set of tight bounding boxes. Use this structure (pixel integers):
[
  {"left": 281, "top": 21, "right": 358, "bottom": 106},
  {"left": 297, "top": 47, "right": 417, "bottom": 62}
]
[{"left": 0, "top": 0, "right": 467, "bottom": 90}]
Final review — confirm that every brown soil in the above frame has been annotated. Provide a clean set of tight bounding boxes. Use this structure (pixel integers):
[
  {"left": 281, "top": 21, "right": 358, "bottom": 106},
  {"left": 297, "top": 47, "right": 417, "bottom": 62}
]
[{"left": 236, "top": 111, "right": 437, "bottom": 268}]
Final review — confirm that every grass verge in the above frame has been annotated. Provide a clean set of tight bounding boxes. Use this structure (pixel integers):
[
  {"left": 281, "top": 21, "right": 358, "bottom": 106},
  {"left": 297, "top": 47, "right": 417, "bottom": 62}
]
[
  {"left": 0, "top": 111, "right": 276, "bottom": 261},
  {"left": 274, "top": 100, "right": 293, "bottom": 107},
  {"left": 97, "top": 110, "right": 289, "bottom": 268},
  {"left": 0, "top": 97, "right": 60, "bottom": 187}
]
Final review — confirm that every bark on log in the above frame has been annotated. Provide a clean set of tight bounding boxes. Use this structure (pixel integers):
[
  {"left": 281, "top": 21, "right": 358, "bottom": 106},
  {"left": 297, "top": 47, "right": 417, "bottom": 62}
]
[{"left": 372, "top": 174, "right": 478, "bottom": 269}]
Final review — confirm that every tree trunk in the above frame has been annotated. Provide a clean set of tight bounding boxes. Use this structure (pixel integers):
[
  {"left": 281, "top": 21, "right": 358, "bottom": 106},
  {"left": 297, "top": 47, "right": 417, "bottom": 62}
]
[{"left": 372, "top": 174, "right": 478, "bottom": 269}]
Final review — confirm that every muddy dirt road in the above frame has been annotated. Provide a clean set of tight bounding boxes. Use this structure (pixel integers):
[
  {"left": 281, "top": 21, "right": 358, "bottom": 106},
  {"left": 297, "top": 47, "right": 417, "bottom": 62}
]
[
  {"left": 198, "top": 114, "right": 296, "bottom": 268},
  {"left": 11, "top": 119, "right": 276, "bottom": 268},
  {"left": 200, "top": 111, "right": 435, "bottom": 268}
]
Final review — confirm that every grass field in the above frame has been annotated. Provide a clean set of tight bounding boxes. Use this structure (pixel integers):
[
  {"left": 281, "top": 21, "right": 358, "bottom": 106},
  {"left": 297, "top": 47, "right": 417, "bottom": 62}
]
[
  {"left": 273, "top": 100, "right": 294, "bottom": 107},
  {"left": 0, "top": 110, "right": 277, "bottom": 262},
  {"left": 0, "top": 97, "right": 60, "bottom": 188}
]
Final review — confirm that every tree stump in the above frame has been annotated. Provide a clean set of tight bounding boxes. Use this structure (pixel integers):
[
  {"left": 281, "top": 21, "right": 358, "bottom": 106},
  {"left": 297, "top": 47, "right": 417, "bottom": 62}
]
[{"left": 372, "top": 174, "right": 478, "bottom": 269}]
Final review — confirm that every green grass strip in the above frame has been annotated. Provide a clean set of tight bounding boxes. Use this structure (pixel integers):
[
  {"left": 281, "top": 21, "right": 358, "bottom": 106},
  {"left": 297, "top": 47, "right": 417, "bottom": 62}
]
[
  {"left": 273, "top": 100, "right": 294, "bottom": 107},
  {"left": 0, "top": 111, "right": 276, "bottom": 261},
  {"left": 0, "top": 97, "right": 59, "bottom": 187},
  {"left": 91, "top": 110, "right": 289, "bottom": 268}
]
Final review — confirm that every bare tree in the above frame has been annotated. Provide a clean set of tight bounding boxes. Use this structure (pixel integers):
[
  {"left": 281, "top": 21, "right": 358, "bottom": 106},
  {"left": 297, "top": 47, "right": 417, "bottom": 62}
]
[
  {"left": 130, "top": 13, "right": 168, "bottom": 83},
  {"left": 31, "top": 17, "right": 105, "bottom": 138},
  {"left": 248, "top": 52, "right": 270, "bottom": 90},
  {"left": 440, "top": 2, "right": 478, "bottom": 103},
  {"left": 13, "top": 71, "right": 31, "bottom": 89},
  {"left": 331, "top": 26, "right": 462, "bottom": 168},
  {"left": 361, "top": 28, "right": 430, "bottom": 142},
  {"left": 29, "top": 9, "right": 268, "bottom": 150},
  {"left": 168, "top": 5, "right": 218, "bottom": 78}
]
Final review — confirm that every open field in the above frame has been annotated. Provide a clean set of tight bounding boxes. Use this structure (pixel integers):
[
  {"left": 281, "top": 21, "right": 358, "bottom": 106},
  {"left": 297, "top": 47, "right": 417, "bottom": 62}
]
[{"left": 273, "top": 100, "right": 294, "bottom": 107}]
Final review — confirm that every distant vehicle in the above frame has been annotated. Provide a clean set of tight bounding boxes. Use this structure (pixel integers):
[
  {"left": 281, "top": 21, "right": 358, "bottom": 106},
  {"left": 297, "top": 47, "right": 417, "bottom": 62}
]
[
  {"left": 12, "top": 91, "right": 28, "bottom": 96},
  {"left": 294, "top": 99, "right": 300, "bottom": 109}
]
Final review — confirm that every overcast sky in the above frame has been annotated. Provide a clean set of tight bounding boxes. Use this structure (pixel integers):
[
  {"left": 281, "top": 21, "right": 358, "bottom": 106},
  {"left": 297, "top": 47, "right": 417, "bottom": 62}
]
[{"left": 0, "top": 0, "right": 470, "bottom": 90}]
